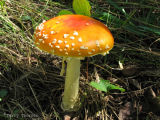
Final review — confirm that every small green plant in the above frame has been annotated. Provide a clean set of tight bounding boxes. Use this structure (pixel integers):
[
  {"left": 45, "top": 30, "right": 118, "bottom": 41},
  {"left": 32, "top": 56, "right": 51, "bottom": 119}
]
[
  {"left": 72, "top": 0, "right": 91, "bottom": 16},
  {"left": 57, "top": 10, "right": 73, "bottom": 16},
  {"left": 90, "top": 78, "right": 125, "bottom": 92},
  {"left": 58, "top": 0, "right": 91, "bottom": 16},
  {"left": 0, "top": 89, "right": 8, "bottom": 102}
]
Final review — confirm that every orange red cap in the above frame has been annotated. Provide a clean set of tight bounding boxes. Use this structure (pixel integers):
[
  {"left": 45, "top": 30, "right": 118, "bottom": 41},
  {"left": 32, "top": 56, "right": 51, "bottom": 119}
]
[{"left": 34, "top": 15, "right": 114, "bottom": 57}]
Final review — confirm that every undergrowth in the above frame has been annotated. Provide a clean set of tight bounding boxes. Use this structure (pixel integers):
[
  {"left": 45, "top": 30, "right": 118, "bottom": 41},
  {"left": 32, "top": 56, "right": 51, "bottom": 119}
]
[{"left": 0, "top": 0, "right": 160, "bottom": 120}]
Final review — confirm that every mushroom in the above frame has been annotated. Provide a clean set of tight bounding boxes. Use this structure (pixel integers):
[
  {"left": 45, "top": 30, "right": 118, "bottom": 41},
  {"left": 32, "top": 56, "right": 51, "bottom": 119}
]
[{"left": 34, "top": 15, "right": 114, "bottom": 111}]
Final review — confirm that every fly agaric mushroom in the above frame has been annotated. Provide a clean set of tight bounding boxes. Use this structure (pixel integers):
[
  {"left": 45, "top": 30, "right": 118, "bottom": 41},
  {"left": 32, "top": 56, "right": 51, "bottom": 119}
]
[{"left": 34, "top": 15, "right": 114, "bottom": 111}]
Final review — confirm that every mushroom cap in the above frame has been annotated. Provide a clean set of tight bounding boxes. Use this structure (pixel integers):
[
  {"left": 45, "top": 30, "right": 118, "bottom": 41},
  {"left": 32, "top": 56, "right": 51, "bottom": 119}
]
[{"left": 34, "top": 15, "right": 114, "bottom": 57}]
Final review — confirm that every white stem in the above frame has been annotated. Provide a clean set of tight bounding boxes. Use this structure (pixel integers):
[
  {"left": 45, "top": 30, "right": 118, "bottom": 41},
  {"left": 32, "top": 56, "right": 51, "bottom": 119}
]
[
  {"left": 60, "top": 57, "right": 66, "bottom": 76},
  {"left": 62, "top": 57, "right": 80, "bottom": 111}
]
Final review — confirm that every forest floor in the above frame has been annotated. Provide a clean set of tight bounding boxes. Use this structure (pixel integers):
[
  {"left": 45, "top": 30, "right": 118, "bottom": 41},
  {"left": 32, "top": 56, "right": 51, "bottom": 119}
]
[{"left": 0, "top": 0, "right": 160, "bottom": 120}]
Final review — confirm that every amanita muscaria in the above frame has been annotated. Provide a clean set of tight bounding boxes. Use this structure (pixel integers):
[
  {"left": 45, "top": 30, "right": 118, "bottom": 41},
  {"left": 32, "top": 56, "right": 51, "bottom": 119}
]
[{"left": 34, "top": 15, "right": 114, "bottom": 111}]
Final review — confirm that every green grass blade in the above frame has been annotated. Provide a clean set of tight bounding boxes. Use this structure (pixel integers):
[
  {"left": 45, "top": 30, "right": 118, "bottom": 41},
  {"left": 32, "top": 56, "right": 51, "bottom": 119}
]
[
  {"left": 139, "top": 26, "right": 160, "bottom": 35},
  {"left": 106, "top": 0, "right": 126, "bottom": 15}
]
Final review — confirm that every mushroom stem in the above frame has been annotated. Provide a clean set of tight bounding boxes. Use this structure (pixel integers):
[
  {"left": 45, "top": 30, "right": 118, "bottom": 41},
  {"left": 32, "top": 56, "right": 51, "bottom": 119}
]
[
  {"left": 60, "top": 57, "right": 66, "bottom": 76},
  {"left": 61, "top": 57, "right": 80, "bottom": 111}
]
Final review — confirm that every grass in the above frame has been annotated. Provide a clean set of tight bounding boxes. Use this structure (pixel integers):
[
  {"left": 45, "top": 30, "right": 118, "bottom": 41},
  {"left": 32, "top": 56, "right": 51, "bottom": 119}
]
[{"left": 0, "top": 0, "right": 160, "bottom": 119}]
